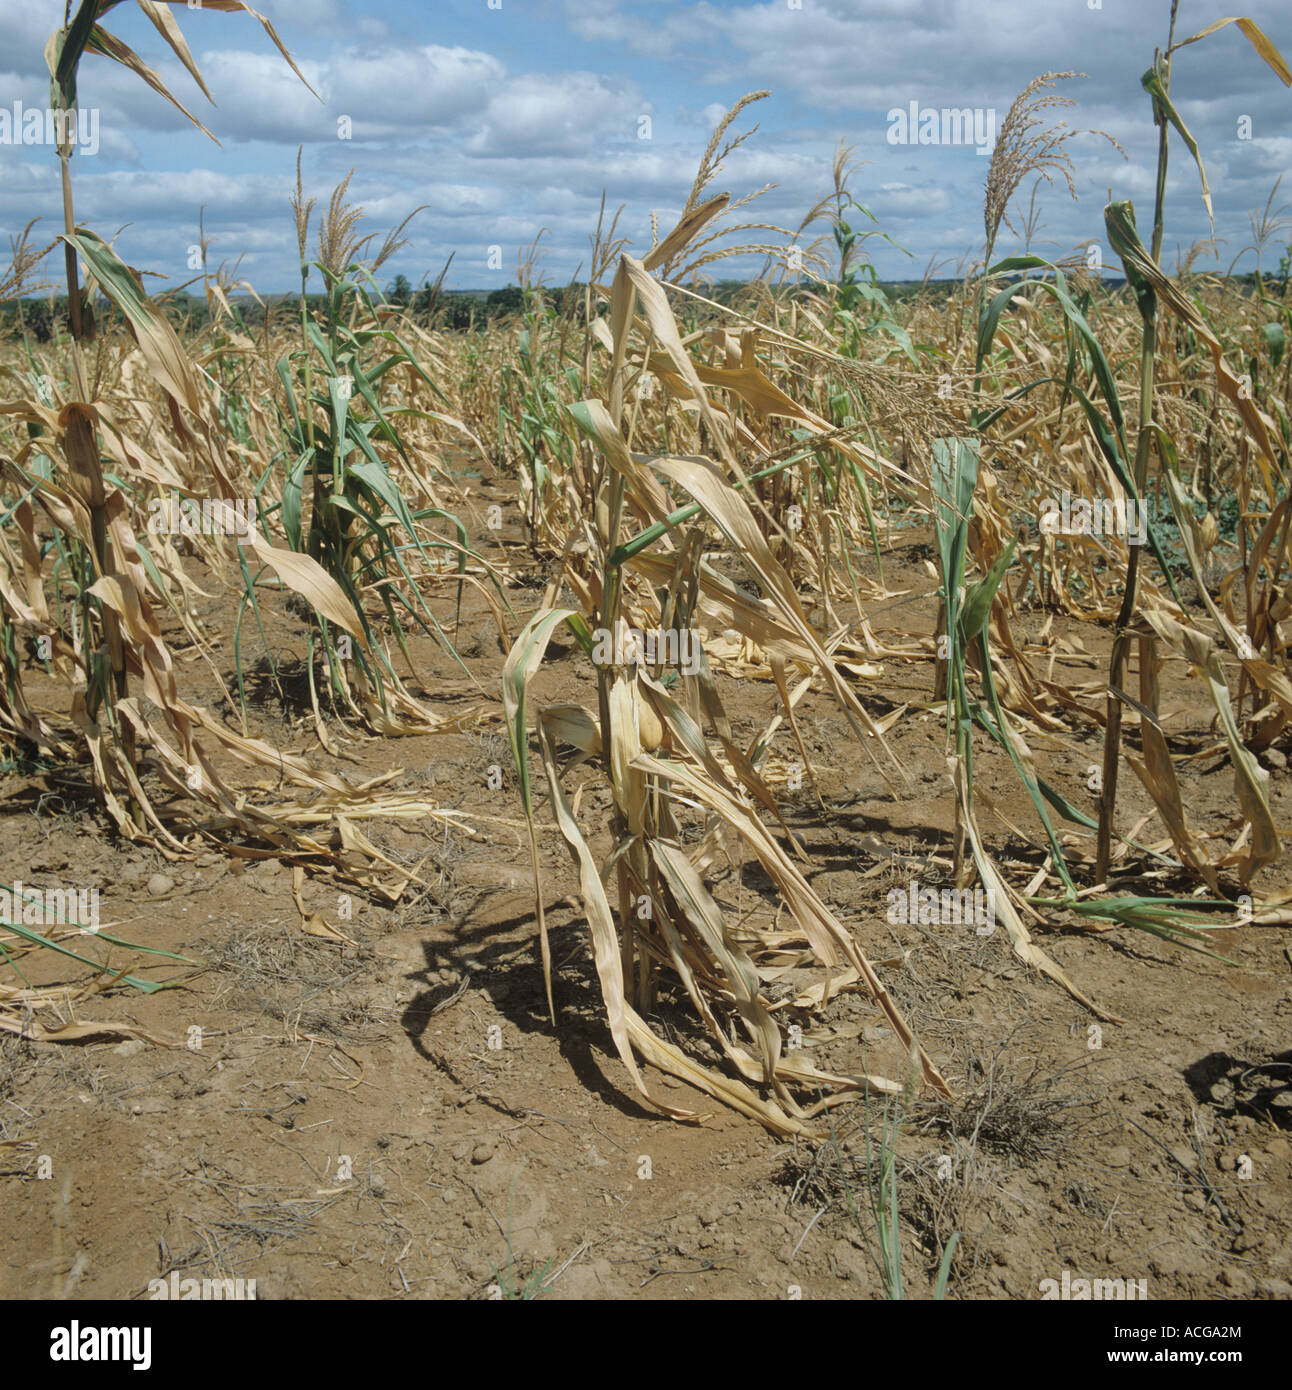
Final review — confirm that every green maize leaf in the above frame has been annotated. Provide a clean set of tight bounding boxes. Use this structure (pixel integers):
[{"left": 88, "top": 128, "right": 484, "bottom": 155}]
[
  {"left": 961, "top": 534, "right": 1017, "bottom": 643},
  {"left": 1140, "top": 70, "right": 1212, "bottom": 227},
  {"left": 973, "top": 640, "right": 1076, "bottom": 891},
  {"left": 52, "top": 3, "right": 99, "bottom": 99},
  {"left": 63, "top": 227, "right": 200, "bottom": 413},
  {"left": 1030, "top": 894, "right": 1236, "bottom": 962},
  {"left": 281, "top": 448, "right": 311, "bottom": 552},
  {"left": 0, "top": 916, "right": 169, "bottom": 993},
  {"left": 935, "top": 1233, "right": 960, "bottom": 1301},
  {"left": 1105, "top": 200, "right": 1157, "bottom": 320},
  {"left": 930, "top": 435, "right": 978, "bottom": 617},
  {"left": 984, "top": 255, "right": 1127, "bottom": 447}
]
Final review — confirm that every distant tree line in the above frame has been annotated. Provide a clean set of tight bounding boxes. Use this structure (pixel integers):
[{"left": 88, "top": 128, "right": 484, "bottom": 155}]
[
  {"left": 0, "top": 281, "right": 588, "bottom": 337},
  {"left": 2, "top": 265, "right": 1284, "bottom": 341}
]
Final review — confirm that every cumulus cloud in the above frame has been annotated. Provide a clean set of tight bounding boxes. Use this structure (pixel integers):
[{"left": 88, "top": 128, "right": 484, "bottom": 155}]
[
  {"left": 0, "top": 0, "right": 1285, "bottom": 292},
  {"left": 0, "top": 0, "right": 64, "bottom": 78},
  {"left": 467, "top": 72, "right": 649, "bottom": 157}
]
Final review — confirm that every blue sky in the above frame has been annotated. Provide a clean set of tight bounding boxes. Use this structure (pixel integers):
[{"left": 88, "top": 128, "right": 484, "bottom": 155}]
[{"left": 0, "top": 0, "right": 1289, "bottom": 294}]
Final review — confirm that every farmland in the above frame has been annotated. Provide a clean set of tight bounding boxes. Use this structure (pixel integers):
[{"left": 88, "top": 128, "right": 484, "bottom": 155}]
[{"left": 1, "top": 1, "right": 1290, "bottom": 1303}]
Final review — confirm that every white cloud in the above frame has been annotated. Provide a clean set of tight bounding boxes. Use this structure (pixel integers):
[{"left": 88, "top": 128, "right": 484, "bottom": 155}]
[
  {"left": 876, "top": 182, "right": 951, "bottom": 218},
  {"left": 0, "top": 0, "right": 64, "bottom": 77},
  {"left": 191, "top": 50, "right": 328, "bottom": 142},
  {"left": 258, "top": 0, "right": 350, "bottom": 32},
  {"left": 182, "top": 44, "right": 507, "bottom": 144},
  {"left": 2, "top": 0, "right": 1285, "bottom": 292},
  {"left": 328, "top": 46, "right": 504, "bottom": 133},
  {"left": 565, "top": 0, "right": 722, "bottom": 61},
  {"left": 468, "top": 72, "right": 648, "bottom": 157}
]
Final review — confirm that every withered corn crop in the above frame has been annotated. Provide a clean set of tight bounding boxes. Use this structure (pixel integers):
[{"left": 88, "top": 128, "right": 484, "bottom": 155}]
[{"left": 2, "top": 1, "right": 1290, "bottom": 1141}]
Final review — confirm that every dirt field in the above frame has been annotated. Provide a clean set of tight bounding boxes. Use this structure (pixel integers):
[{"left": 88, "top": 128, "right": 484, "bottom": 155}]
[{"left": 2, "top": 469, "right": 1289, "bottom": 1304}]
